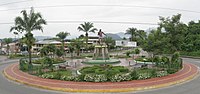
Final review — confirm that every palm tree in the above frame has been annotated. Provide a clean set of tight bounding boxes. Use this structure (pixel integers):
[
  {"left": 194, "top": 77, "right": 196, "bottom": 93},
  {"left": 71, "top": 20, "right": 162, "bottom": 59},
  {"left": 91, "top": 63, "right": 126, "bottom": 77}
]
[
  {"left": 13, "top": 31, "right": 19, "bottom": 55},
  {"left": 3, "top": 38, "right": 13, "bottom": 55},
  {"left": 136, "top": 30, "right": 146, "bottom": 39},
  {"left": 125, "top": 27, "right": 137, "bottom": 41},
  {"left": 77, "top": 22, "right": 97, "bottom": 51},
  {"left": 71, "top": 38, "right": 84, "bottom": 56},
  {"left": 67, "top": 43, "right": 75, "bottom": 58},
  {"left": 10, "top": 8, "right": 47, "bottom": 66},
  {"left": 56, "top": 32, "right": 70, "bottom": 53},
  {"left": 104, "top": 36, "right": 115, "bottom": 50},
  {"left": 136, "top": 30, "right": 147, "bottom": 46}
]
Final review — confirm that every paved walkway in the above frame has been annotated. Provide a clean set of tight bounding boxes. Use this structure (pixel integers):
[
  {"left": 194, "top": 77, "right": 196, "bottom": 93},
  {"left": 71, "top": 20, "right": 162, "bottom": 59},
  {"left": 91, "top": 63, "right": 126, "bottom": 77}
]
[{"left": 3, "top": 63, "right": 199, "bottom": 93}]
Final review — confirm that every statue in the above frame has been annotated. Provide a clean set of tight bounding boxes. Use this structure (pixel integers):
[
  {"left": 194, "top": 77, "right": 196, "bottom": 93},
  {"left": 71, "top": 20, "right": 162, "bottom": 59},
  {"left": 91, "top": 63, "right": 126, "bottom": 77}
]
[{"left": 98, "top": 29, "right": 106, "bottom": 44}]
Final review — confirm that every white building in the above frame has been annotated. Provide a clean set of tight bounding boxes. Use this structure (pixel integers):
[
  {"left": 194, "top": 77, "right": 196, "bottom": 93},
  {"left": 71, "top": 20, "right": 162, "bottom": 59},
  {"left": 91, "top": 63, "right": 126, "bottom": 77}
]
[{"left": 115, "top": 40, "right": 137, "bottom": 47}]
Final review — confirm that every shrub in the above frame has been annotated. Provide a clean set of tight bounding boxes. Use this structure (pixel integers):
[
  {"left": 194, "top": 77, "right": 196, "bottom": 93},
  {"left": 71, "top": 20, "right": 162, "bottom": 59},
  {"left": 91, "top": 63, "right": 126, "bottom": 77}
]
[
  {"left": 84, "top": 74, "right": 107, "bottom": 82},
  {"left": 161, "top": 56, "right": 170, "bottom": 64},
  {"left": 37, "top": 67, "right": 43, "bottom": 75},
  {"left": 171, "top": 52, "right": 180, "bottom": 63},
  {"left": 112, "top": 66, "right": 129, "bottom": 73},
  {"left": 156, "top": 71, "right": 168, "bottom": 77},
  {"left": 110, "top": 73, "right": 131, "bottom": 82},
  {"left": 95, "top": 69, "right": 106, "bottom": 74},
  {"left": 134, "top": 48, "right": 140, "bottom": 54},
  {"left": 19, "top": 59, "right": 28, "bottom": 71},
  {"left": 76, "top": 74, "right": 85, "bottom": 81},
  {"left": 125, "top": 51, "right": 131, "bottom": 57},
  {"left": 137, "top": 73, "right": 151, "bottom": 80},
  {"left": 53, "top": 71, "right": 62, "bottom": 79},
  {"left": 39, "top": 74, "right": 54, "bottom": 79},
  {"left": 150, "top": 69, "right": 157, "bottom": 78},
  {"left": 153, "top": 56, "right": 160, "bottom": 65},
  {"left": 167, "top": 68, "right": 178, "bottom": 74},
  {"left": 43, "top": 57, "right": 53, "bottom": 67},
  {"left": 106, "top": 69, "right": 120, "bottom": 77},
  {"left": 61, "top": 76, "right": 75, "bottom": 81},
  {"left": 28, "top": 63, "right": 33, "bottom": 72},
  {"left": 130, "top": 70, "right": 138, "bottom": 80},
  {"left": 81, "top": 67, "right": 96, "bottom": 74}
]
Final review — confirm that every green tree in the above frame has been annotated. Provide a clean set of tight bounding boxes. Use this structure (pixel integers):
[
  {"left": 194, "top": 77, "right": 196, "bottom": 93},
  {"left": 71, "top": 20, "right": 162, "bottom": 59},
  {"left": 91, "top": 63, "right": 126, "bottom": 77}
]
[
  {"left": 136, "top": 30, "right": 147, "bottom": 46},
  {"left": 56, "top": 31, "right": 70, "bottom": 55},
  {"left": 40, "top": 46, "right": 48, "bottom": 57},
  {"left": 40, "top": 44, "right": 56, "bottom": 58},
  {"left": 141, "top": 29, "right": 169, "bottom": 56},
  {"left": 159, "top": 14, "right": 187, "bottom": 52},
  {"left": 77, "top": 22, "right": 97, "bottom": 51},
  {"left": 71, "top": 38, "right": 84, "bottom": 56},
  {"left": 67, "top": 43, "right": 75, "bottom": 58},
  {"left": 3, "top": 38, "right": 13, "bottom": 55},
  {"left": 134, "top": 48, "right": 140, "bottom": 55},
  {"left": 10, "top": 8, "right": 47, "bottom": 65},
  {"left": 56, "top": 48, "right": 64, "bottom": 57},
  {"left": 125, "top": 27, "right": 137, "bottom": 41},
  {"left": 104, "top": 36, "right": 115, "bottom": 50},
  {"left": 182, "top": 21, "right": 200, "bottom": 52}
]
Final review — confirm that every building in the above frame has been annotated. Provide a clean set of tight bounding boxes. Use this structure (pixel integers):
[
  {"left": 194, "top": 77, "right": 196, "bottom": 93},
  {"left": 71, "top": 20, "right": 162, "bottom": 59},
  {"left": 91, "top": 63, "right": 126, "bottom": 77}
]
[
  {"left": 115, "top": 40, "right": 137, "bottom": 47},
  {"left": 32, "top": 40, "right": 62, "bottom": 52},
  {"left": 31, "top": 36, "right": 100, "bottom": 53},
  {"left": 88, "top": 36, "right": 99, "bottom": 45}
]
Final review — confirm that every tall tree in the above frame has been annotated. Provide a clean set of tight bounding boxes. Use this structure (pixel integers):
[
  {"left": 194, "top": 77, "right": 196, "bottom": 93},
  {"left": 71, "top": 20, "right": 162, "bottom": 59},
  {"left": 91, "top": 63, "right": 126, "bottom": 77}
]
[
  {"left": 71, "top": 38, "right": 84, "bottom": 56},
  {"left": 10, "top": 8, "right": 47, "bottom": 66},
  {"left": 159, "top": 14, "right": 187, "bottom": 52},
  {"left": 182, "top": 21, "right": 200, "bottom": 52},
  {"left": 77, "top": 22, "right": 97, "bottom": 51},
  {"left": 67, "top": 43, "right": 75, "bottom": 58},
  {"left": 125, "top": 27, "right": 137, "bottom": 41},
  {"left": 56, "top": 31, "right": 70, "bottom": 53},
  {"left": 104, "top": 36, "right": 115, "bottom": 50},
  {"left": 3, "top": 38, "right": 13, "bottom": 55},
  {"left": 135, "top": 30, "right": 147, "bottom": 46},
  {"left": 141, "top": 29, "right": 169, "bottom": 56}
]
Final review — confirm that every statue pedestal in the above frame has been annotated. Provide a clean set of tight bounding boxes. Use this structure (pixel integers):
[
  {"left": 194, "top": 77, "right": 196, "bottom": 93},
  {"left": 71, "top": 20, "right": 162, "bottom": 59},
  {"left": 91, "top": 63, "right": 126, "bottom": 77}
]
[{"left": 93, "top": 44, "right": 109, "bottom": 60}]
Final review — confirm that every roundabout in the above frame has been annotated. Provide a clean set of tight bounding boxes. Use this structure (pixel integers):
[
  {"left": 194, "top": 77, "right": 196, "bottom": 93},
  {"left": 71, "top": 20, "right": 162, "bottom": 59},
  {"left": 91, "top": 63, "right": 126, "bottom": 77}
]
[{"left": 3, "top": 62, "right": 199, "bottom": 93}]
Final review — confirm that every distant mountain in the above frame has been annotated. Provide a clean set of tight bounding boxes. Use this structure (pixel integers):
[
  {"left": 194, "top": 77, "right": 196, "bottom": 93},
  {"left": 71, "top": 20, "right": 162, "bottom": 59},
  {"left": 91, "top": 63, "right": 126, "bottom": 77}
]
[
  {"left": 34, "top": 36, "right": 53, "bottom": 41},
  {"left": 115, "top": 32, "right": 130, "bottom": 39},
  {"left": 106, "top": 33, "right": 122, "bottom": 40}
]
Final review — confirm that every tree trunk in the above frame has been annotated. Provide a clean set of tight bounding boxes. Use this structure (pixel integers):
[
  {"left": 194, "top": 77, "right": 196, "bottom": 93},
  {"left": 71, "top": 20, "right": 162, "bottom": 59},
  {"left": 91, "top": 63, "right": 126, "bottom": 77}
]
[
  {"left": 85, "top": 33, "right": 88, "bottom": 52},
  {"left": 7, "top": 45, "right": 9, "bottom": 55},
  {"left": 28, "top": 45, "right": 32, "bottom": 73},
  {"left": 77, "top": 50, "right": 80, "bottom": 56},
  {"left": 28, "top": 46, "right": 32, "bottom": 64},
  {"left": 62, "top": 40, "right": 65, "bottom": 56}
]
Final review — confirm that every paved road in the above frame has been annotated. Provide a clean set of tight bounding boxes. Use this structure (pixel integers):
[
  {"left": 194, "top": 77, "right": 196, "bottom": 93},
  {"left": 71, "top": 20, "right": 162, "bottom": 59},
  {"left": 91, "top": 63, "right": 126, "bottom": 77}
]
[{"left": 0, "top": 56, "right": 199, "bottom": 94}]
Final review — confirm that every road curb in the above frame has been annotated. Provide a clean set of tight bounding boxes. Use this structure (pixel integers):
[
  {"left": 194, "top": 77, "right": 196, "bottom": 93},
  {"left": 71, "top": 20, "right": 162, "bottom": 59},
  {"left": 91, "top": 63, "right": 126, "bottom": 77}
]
[{"left": 3, "top": 64, "right": 199, "bottom": 93}]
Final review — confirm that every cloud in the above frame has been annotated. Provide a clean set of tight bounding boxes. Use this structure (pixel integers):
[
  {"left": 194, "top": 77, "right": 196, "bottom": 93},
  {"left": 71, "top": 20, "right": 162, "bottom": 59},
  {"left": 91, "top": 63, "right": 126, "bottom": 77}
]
[{"left": 0, "top": 0, "right": 200, "bottom": 38}]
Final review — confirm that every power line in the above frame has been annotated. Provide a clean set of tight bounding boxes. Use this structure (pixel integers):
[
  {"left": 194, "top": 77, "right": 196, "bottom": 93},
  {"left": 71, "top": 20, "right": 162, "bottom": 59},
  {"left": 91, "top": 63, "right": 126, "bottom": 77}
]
[
  {"left": 0, "top": 4, "right": 199, "bottom": 14},
  {"left": 0, "top": 0, "right": 32, "bottom": 6},
  {"left": 48, "top": 21, "right": 158, "bottom": 25},
  {"left": 0, "top": 21, "right": 158, "bottom": 25}
]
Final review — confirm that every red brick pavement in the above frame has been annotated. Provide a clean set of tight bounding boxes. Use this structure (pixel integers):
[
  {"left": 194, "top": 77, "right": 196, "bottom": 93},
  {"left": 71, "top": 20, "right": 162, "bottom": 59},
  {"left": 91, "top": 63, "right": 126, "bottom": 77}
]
[{"left": 3, "top": 63, "right": 199, "bottom": 92}]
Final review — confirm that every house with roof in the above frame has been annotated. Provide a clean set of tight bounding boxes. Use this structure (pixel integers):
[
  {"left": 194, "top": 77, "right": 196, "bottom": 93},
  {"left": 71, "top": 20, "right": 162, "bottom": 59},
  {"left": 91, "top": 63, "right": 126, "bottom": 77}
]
[{"left": 32, "top": 40, "right": 62, "bottom": 52}]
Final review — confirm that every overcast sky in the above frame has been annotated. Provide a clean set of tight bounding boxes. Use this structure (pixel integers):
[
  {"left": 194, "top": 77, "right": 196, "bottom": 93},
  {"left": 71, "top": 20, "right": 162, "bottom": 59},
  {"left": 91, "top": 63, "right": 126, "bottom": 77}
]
[{"left": 0, "top": 0, "right": 200, "bottom": 39}]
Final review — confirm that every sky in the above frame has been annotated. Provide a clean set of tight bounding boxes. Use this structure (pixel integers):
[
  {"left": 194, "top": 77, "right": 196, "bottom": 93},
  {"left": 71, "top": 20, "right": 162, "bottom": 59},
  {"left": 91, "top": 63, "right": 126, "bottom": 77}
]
[{"left": 0, "top": 0, "right": 200, "bottom": 39}]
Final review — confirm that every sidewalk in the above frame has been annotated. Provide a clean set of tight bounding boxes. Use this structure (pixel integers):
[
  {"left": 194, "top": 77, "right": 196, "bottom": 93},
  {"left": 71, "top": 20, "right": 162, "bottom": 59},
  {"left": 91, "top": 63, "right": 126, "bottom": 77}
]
[{"left": 3, "top": 63, "right": 199, "bottom": 93}]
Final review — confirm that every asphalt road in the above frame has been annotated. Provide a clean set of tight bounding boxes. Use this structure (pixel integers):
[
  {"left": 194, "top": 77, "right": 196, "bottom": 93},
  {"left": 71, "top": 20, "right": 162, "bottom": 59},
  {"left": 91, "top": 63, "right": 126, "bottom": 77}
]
[{"left": 0, "top": 56, "right": 200, "bottom": 94}]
